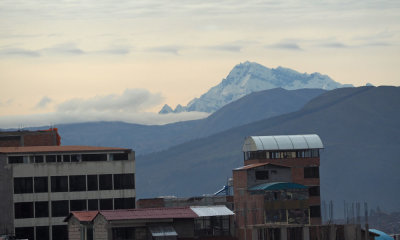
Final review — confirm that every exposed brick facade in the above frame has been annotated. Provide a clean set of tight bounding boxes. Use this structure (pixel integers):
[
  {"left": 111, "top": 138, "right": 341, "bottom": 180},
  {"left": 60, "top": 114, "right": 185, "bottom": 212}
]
[{"left": 0, "top": 129, "right": 60, "bottom": 147}]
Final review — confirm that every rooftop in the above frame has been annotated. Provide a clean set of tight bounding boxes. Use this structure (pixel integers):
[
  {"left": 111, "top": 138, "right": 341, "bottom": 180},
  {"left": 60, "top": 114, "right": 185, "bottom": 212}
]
[
  {"left": 248, "top": 182, "right": 308, "bottom": 191},
  {"left": 0, "top": 145, "right": 131, "bottom": 154},
  {"left": 242, "top": 134, "right": 323, "bottom": 152},
  {"left": 234, "top": 162, "right": 290, "bottom": 171}
]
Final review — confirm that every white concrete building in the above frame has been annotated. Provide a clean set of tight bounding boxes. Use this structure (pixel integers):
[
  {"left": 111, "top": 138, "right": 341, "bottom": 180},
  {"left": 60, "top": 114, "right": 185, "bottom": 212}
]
[{"left": 0, "top": 145, "right": 135, "bottom": 240}]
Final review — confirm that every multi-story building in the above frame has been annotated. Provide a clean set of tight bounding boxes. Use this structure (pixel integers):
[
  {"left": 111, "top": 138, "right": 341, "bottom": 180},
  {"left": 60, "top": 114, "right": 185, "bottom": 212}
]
[
  {"left": 233, "top": 134, "right": 323, "bottom": 238},
  {"left": 0, "top": 145, "right": 135, "bottom": 240}
]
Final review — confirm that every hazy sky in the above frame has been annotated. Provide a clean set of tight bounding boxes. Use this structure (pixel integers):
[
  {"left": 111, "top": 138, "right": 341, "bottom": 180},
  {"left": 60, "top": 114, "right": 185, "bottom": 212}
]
[{"left": 1, "top": 0, "right": 399, "bottom": 128}]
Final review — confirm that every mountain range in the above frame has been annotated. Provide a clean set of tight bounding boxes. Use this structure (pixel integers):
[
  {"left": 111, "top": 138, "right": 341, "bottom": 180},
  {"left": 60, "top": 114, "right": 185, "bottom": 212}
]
[
  {"left": 57, "top": 88, "right": 325, "bottom": 154},
  {"left": 137, "top": 86, "right": 400, "bottom": 213},
  {"left": 160, "top": 61, "right": 352, "bottom": 113}
]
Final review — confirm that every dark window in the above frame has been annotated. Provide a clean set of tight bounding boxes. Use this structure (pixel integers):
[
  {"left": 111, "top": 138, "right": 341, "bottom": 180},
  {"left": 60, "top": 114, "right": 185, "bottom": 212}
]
[
  {"left": 15, "top": 227, "right": 34, "bottom": 240},
  {"left": 51, "top": 176, "right": 68, "bottom": 192},
  {"left": 70, "top": 200, "right": 87, "bottom": 211},
  {"left": 35, "top": 201, "right": 49, "bottom": 218},
  {"left": 51, "top": 200, "right": 69, "bottom": 217},
  {"left": 113, "top": 174, "right": 135, "bottom": 190},
  {"left": 99, "top": 174, "right": 112, "bottom": 190},
  {"left": 36, "top": 226, "right": 49, "bottom": 240},
  {"left": 309, "top": 186, "right": 320, "bottom": 196},
  {"left": 34, "top": 155, "right": 44, "bottom": 163},
  {"left": 255, "top": 171, "right": 269, "bottom": 180},
  {"left": 304, "top": 167, "right": 319, "bottom": 178},
  {"left": 46, "top": 155, "right": 56, "bottom": 163},
  {"left": 8, "top": 156, "right": 24, "bottom": 164},
  {"left": 52, "top": 225, "right": 68, "bottom": 240},
  {"left": 63, "top": 155, "right": 71, "bottom": 162},
  {"left": 71, "top": 154, "right": 81, "bottom": 162},
  {"left": 112, "top": 153, "right": 129, "bottom": 161},
  {"left": 310, "top": 205, "right": 321, "bottom": 218},
  {"left": 87, "top": 227, "right": 94, "bottom": 240},
  {"left": 112, "top": 227, "right": 135, "bottom": 240},
  {"left": 82, "top": 154, "right": 107, "bottom": 162},
  {"left": 69, "top": 175, "right": 86, "bottom": 191},
  {"left": 55, "top": 155, "right": 62, "bottom": 162},
  {"left": 15, "top": 202, "right": 34, "bottom": 219},
  {"left": 14, "top": 177, "right": 33, "bottom": 194},
  {"left": 34, "top": 177, "right": 48, "bottom": 193},
  {"left": 87, "top": 175, "right": 98, "bottom": 191},
  {"left": 100, "top": 199, "right": 113, "bottom": 210},
  {"left": 88, "top": 199, "right": 99, "bottom": 210},
  {"left": 114, "top": 198, "right": 135, "bottom": 209}
]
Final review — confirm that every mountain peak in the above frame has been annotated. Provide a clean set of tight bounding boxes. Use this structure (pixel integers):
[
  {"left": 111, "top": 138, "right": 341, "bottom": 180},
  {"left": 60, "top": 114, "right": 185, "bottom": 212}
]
[{"left": 159, "top": 104, "right": 173, "bottom": 114}]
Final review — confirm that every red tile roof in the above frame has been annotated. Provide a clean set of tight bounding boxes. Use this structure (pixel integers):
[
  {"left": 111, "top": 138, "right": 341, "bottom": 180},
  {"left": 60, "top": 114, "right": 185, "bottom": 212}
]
[
  {"left": 100, "top": 207, "right": 198, "bottom": 221},
  {"left": 68, "top": 211, "right": 99, "bottom": 222},
  {"left": 0, "top": 145, "right": 131, "bottom": 154},
  {"left": 234, "top": 162, "right": 290, "bottom": 170}
]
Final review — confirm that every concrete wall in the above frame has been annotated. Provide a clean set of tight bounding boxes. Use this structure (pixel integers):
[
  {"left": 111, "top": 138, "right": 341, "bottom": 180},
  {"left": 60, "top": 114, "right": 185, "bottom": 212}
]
[
  {"left": 0, "top": 155, "right": 14, "bottom": 235},
  {"left": 68, "top": 217, "right": 81, "bottom": 240},
  {"left": 246, "top": 165, "right": 292, "bottom": 188},
  {"left": 93, "top": 215, "right": 108, "bottom": 240}
]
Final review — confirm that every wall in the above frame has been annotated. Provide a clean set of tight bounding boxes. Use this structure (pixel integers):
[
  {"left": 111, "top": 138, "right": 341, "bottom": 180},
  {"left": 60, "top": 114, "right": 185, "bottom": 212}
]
[{"left": 0, "top": 155, "right": 14, "bottom": 235}]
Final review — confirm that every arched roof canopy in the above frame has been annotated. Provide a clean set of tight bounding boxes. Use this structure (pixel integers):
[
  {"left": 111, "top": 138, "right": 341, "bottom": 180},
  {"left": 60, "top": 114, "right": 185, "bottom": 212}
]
[{"left": 242, "top": 134, "right": 323, "bottom": 152}]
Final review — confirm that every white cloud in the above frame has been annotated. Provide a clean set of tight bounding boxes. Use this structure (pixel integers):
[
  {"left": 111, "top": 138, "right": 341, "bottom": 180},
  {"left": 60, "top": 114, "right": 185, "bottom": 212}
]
[
  {"left": 56, "top": 88, "right": 164, "bottom": 113},
  {"left": 35, "top": 96, "right": 52, "bottom": 109}
]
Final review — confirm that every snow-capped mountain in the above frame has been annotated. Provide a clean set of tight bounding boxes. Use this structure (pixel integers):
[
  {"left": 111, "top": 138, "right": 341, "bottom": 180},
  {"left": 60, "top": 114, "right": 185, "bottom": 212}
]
[{"left": 162, "top": 61, "right": 352, "bottom": 113}]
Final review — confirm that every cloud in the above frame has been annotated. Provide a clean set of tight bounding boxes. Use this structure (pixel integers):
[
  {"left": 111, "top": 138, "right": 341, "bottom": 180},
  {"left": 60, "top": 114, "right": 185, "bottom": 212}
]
[
  {"left": 319, "top": 42, "right": 349, "bottom": 48},
  {"left": 35, "top": 96, "right": 52, "bottom": 109},
  {"left": 0, "top": 48, "right": 41, "bottom": 57},
  {"left": 0, "top": 99, "right": 14, "bottom": 107},
  {"left": 146, "top": 45, "right": 182, "bottom": 55},
  {"left": 206, "top": 44, "right": 242, "bottom": 52},
  {"left": 41, "top": 43, "right": 85, "bottom": 55},
  {"left": 268, "top": 42, "right": 302, "bottom": 50},
  {"left": 56, "top": 88, "right": 164, "bottom": 113},
  {"left": 0, "top": 111, "right": 209, "bottom": 129}
]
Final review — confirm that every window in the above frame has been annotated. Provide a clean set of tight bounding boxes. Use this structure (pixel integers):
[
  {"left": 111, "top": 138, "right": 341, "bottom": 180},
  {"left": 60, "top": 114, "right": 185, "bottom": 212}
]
[
  {"left": 112, "top": 153, "right": 129, "bottom": 161},
  {"left": 63, "top": 155, "right": 71, "bottom": 162},
  {"left": 36, "top": 226, "right": 49, "bottom": 240},
  {"left": 304, "top": 167, "right": 319, "bottom": 178},
  {"left": 34, "top": 155, "right": 44, "bottom": 163},
  {"left": 46, "top": 155, "right": 56, "bottom": 163},
  {"left": 100, "top": 199, "right": 113, "bottom": 210},
  {"left": 82, "top": 154, "right": 107, "bottom": 162},
  {"left": 113, "top": 174, "right": 135, "bottom": 190},
  {"left": 310, "top": 205, "right": 321, "bottom": 218},
  {"left": 87, "top": 175, "right": 98, "bottom": 191},
  {"left": 99, "top": 174, "right": 112, "bottom": 190},
  {"left": 15, "top": 202, "right": 34, "bottom": 219},
  {"left": 114, "top": 198, "right": 135, "bottom": 209},
  {"left": 52, "top": 225, "right": 68, "bottom": 240},
  {"left": 88, "top": 199, "right": 98, "bottom": 210},
  {"left": 112, "top": 227, "right": 135, "bottom": 240},
  {"left": 70, "top": 200, "right": 87, "bottom": 211},
  {"left": 255, "top": 171, "right": 269, "bottom": 180},
  {"left": 8, "top": 156, "right": 24, "bottom": 164},
  {"left": 14, "top": 177, "right": 33, "bottom": 194},
  {"left": 15, "top": 227, "right": 34, "bottom": 240},
  {"left": 71, "top": 154, "right": 81, "bottom": 162},
  {"left": 51, "top": 200, "right": 69, "bottom": 217},
  {"left": 309, "top": 186, "right": 320, "bottom": 196},
  {"left": 51, "top": 176, "right": 68, "bottom": 192},
  {"left": 35, "top": 201, "right": 49, "bottom": 218},
  {"left": 34, "top": 177, "right": 48, "bottom": 193},
  {"left": 69, "top": 175, "right": 86, "bottom": 191}
]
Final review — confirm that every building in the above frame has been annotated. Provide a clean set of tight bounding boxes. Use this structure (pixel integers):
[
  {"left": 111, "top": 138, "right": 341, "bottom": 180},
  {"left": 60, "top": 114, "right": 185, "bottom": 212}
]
[
  {"left": 65, "top": 206, "right": 235, "bottom": 240},
  {"left": 0, "top": 129, "right": 61, "bottom": 147},
  {"left": 233, "top": 134, "right": 323, "bottom": 238},
  {"left": 0, "top": 145, "right": 135, "bottom": 240}
]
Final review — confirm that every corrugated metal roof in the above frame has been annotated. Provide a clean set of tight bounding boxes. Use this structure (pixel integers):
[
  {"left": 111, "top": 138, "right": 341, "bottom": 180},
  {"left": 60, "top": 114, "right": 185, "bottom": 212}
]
[
  {"left": 234, "top": 162, "right": 290, "bottom": 171},
  {"left": 242, "top": 134, "right": 323, "bottom": 152},
  {"left": 248, "top": 182, "right": 308, "bottom": 191},
  {"left": 149, "top": 226, "right": 178, "bottom": 237},
  {"left": 190, "top": 206, "right": 234, "bottom": 217},
  {"left": 100, "top": 207, "right": 198, "bottom": 221},
  {"left": 0, "top": 145, "right": 130, "bottom": 154}
]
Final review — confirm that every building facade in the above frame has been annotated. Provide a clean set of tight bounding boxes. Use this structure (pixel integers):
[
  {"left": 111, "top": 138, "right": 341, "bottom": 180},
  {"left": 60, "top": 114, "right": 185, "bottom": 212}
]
[
  {"left": 0, "top": 145, "right": 135, "bottom": 240},
  {"left": 0, "top": 129, "right": 61, "bottom": 147}
]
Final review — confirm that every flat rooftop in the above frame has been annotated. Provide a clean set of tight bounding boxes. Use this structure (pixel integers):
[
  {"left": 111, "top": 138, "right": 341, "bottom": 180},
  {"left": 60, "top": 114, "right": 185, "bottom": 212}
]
[{"left": 0, "top": 145, "right": 131, "bottom": 154}]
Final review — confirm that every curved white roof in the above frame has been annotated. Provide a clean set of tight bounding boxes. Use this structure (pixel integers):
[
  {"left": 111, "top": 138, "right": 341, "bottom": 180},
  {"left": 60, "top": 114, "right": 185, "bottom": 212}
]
[{"left": 242, "top": 134, "right": 323, "bottom": 152}]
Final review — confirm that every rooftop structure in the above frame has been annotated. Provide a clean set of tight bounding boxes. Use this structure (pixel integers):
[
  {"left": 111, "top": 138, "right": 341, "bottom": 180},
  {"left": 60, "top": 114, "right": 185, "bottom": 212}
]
[{"left": 0, "top": 129, "right": 61, "bottom": 147}]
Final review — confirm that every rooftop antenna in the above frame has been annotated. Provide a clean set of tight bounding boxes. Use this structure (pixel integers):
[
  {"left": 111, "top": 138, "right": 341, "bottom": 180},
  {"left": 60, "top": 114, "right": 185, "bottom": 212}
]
[{"left": 364, "top": 202, "right": 369, "bottom": 240}]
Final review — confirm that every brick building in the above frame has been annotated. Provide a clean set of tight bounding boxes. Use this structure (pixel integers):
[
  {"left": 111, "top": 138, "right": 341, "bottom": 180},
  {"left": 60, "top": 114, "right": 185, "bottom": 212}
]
[
  {"left": 233, "top": 134, "right": 323, "bottom": 238},
  {"left": 0, "top": 129, "right": 61, "bottom": 147},
  {"left": 0, "top": 145, "right": 135, "bottom": 240}
]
